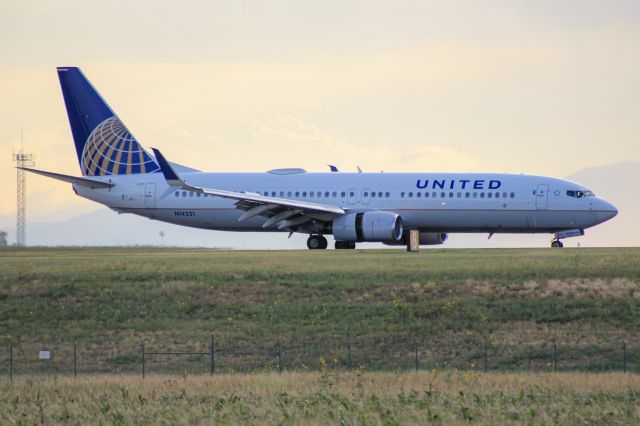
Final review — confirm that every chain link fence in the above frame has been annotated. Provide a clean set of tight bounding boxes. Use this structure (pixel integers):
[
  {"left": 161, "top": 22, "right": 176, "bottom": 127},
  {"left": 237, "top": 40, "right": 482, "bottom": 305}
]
[{"left": 2, "top": 333, "right": 636, "bottom": 379}]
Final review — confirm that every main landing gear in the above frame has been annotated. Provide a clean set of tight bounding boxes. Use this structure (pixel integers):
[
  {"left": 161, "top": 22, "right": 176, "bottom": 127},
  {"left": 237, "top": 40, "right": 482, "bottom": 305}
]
[
  {"left": 335, "top": 240, "right": 356, "bottom": 250},
  {"left": 551, "top": 240, "right": 564, "bottom": 248},
  {"left": 307, "top": 235, "right": 328, "bottom": 250}
]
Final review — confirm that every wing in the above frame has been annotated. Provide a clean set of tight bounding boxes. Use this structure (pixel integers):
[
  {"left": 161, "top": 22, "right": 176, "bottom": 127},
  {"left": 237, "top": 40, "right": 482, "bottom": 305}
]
[{"left": 152, "top": 148, "right": 344, "bottom": 230}]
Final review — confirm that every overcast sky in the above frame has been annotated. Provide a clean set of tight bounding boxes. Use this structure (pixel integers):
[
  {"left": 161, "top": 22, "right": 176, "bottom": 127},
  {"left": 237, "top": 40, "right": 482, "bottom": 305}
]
[{"left": 1, "top": 1, "right": 639, "bottom": 228}]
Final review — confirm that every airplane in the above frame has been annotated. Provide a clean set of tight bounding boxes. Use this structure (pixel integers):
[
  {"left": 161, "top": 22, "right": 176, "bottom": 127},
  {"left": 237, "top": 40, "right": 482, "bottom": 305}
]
[{"left": 20, "top": 67, "right": 618, "bottom": 249}]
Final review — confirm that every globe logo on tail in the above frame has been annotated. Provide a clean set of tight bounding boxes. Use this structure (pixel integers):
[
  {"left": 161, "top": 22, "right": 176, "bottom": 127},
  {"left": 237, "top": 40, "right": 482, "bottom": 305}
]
[{"left": 80, "top": 116, "right": 160, "bottom": 176}]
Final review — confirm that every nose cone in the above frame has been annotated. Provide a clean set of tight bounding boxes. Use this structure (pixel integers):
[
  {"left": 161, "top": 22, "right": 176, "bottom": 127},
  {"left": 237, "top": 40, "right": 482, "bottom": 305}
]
[{"left": 596, "top": 199, "right": 618, "bottom": 223}]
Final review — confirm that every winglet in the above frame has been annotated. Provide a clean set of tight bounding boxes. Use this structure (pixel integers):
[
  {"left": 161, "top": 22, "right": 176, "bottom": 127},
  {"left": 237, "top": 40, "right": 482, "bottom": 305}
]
[
  {"left": 328, "top": 165, "right": 339, "bottom": 172},
  {"left": 151, "top": 148, "right": 182, "bottom": 186}
]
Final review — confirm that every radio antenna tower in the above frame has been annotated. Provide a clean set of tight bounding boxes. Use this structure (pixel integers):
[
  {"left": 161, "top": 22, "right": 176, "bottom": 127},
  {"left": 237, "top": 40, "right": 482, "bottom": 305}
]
[{"left": 12, "top": 129, "right": 35, "bottom": 247}]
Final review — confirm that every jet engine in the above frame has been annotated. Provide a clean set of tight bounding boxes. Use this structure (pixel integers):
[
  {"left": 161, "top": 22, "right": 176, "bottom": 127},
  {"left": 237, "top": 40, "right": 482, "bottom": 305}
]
[{"left": 332, "top": 211, "right": 403, "bottom": 242}]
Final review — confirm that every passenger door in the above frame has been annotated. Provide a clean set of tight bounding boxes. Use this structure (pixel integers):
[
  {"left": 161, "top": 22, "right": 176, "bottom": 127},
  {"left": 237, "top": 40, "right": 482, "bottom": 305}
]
[{"left": 535, "top": 184, "right": 548, "bottom": 210}]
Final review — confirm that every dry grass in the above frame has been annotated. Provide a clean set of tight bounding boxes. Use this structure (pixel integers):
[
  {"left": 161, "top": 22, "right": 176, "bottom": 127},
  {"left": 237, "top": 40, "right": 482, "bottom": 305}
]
[{"left": 2, "top": 371, "right": 639, "bottom": 425}]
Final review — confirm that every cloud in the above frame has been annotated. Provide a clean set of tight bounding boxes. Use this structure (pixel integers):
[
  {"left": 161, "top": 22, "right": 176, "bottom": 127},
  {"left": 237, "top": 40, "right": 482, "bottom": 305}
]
[{"left": 245, "top": 114, "right": 479, "bottom": 172}]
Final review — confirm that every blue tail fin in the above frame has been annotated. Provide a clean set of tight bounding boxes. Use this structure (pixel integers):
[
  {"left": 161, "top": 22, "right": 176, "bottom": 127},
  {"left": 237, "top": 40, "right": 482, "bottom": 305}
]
[{"left": 57, "top": 67, "right": 159, "bottom": 176}]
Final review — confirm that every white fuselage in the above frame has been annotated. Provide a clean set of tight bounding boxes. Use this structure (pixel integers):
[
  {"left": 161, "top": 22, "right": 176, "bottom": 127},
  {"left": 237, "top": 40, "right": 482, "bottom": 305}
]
[{"left": 73, "top": 171, "right": 617, "bottom": 235}]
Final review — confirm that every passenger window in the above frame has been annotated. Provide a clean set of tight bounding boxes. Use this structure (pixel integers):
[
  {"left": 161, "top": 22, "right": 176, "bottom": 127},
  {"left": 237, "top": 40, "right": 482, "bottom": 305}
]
[
  {"left": 416, "top": 192, "right": 421, "bottom": 198},
  {"left": 425, "top": 192, "right": 429, "bottom": 198},
  {"left": 401, "top": 192, "right": 405, "bottom": 198},
  {"left": 189, "top": 192, "right": 194, "bottom": 197},
  {"left": 325, "top": 191, "right": 330, "bottom": 197},
  {"left": 341, "top": 191, "right": 346, "bottom": 197},
  {"left": 182, "top": 191, "right": 187, "bottom": 197},
  {"left": 465, "top": 192, "right": 470, "bottom": 198},
  {"left": 310, "top": 191, "right": 314, "bottom": 197},
  {"left": 440, "top": 192, "right": 445, "bottom": 198},
  {"left": 302, "top": 191, "right": 307, "bottom": 197},
  {"left": 502, "top": 192, "right": 507, "bottom": 198},
  {"left": 174, "top": 192, "right": 179, "bottom": 197},
  {"left": 288, "top": 191, "right": 292, "bottom": 197},
  {"left": 432, "top": 192, "right": 436, "bottom": 198},
  {"left": 197, "top": 192, "right": 201, "bottom": 197},
  {"left": 487, "top": 192, "right": 492, "bottom": 198},
  {"left": 279, "top": 191, "right": 284, "bottom": 197},
  {"left": 408, "top": 192, "right": 413, "bottom": 198},
  {"left": 457, "top": 192, "right": 461, "bottom": 198},
  {"left": 473, "top": 193, "right": 477, "bottom": 198},
  {"left": 510, "top": 192, "right": 515, "bottom": 198},
  {"left": 449, "top": 192, "right": 453, "bottom": 198},
  {"left": 480, "top": 192, "right": 485, "bottom": 198},
  {"left": 363, "top": 192, "right": 368, "bottom": 197},
  {"left": 295, "top": 191, "right": 300, "bottom": 197},
  {"left": 350, "top": 191, "right": 355, "bottom": 197},
  {"left": 495, "top": 192, "right": 500, "bottom": 198},
  {"left": 385, "top": 192, "right": 390, "bottom": 198},
  {"left": 371, "top": 192, "right": 376, "bottom": 198}
]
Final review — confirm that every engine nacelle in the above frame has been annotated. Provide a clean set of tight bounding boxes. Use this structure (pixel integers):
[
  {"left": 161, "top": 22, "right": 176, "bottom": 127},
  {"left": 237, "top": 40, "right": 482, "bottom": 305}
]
[
  {"left": 383, "top": 232, "right": 448, "bottom": 246},
  {"left": 332, "top": 211, "right": 403, "bottom": 242}
]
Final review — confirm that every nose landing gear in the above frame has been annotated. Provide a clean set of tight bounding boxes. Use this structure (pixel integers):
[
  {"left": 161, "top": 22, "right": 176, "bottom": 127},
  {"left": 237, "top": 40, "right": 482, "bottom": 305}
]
[
  {"left": 551, "top": 229, "right": 583, "bottom": 248},
  {"left": 307, "top": 235, "right": 328, "bottom": 250}
]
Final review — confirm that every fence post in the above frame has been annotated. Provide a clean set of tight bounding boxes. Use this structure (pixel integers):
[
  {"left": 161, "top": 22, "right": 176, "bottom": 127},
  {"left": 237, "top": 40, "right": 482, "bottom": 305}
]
[
  {"left": 9, "top": 343, "right": 12, "bottom": 382},
  {"left": 552, "top": 338, "right": 557, "bottom": 372},
  {"left": 623, "top": 340, "right": 627, "bottom": 373},
  {"left": 278, "top": 340, "right": 283, "bottom": 374},
  {"left": 414, "top": 339, "right": 419, "bottom": 372},
  {"left": 484, "top": 337, "right": 488, "bottom": 372},
  {"left": 73, "top": 342, "right": 77, "bottom": 379},
  {"left": 210, "top": 335, "right": 215, "bottom": 376},
  {"left": 141, "top": 343, "right": 145, "bottom": 379},
  {"left": 348, "top": 341, "right": 352, "bottom": 372}
]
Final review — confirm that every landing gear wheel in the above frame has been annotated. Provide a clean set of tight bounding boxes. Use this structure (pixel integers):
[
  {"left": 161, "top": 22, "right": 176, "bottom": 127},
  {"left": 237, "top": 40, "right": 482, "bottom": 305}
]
[
  {"left": 307, "top": 235, "right": 328, "bottom": 250},
  {"left": 551, "top": 240, "right": 564, "bottom": 248},
  {"left": 335, "top": 241, "right": 356, "bottom": 250}
]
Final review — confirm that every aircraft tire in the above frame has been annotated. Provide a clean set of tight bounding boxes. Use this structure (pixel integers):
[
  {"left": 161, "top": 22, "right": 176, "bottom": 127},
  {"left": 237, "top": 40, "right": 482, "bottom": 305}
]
[
  {"left": 307, "top": 235, "right": 327, "bottom": 250},
  {"left": 335, "top": 240, "right": 356, "bottom": 250},
  {"left": 551, "top": 240, "right": 564, "bottom": 248}
]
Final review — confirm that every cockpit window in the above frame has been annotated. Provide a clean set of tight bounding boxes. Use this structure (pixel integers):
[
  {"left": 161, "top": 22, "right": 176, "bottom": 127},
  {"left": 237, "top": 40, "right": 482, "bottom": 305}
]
[{"left": 567, "top": 190, "right": 595, "bottom": 198}]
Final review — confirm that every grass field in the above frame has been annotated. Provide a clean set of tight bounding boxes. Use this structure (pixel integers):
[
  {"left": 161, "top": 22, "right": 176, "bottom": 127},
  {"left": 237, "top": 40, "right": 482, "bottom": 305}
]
[
  {"left": 1, "top": 247, "right": 640, "bottom": 375},
  {"left": 2, "top": 371, "right": 640, "bottom": 424}
]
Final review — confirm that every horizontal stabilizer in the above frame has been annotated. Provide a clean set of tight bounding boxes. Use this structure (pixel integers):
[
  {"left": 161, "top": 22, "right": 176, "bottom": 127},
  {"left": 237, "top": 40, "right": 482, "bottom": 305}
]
[{"left": 18, "top": 167, "right": 114, "bottom": 188}]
